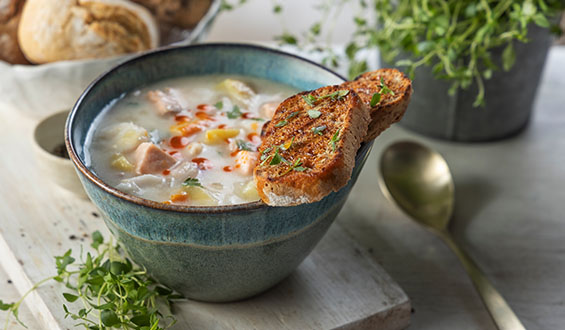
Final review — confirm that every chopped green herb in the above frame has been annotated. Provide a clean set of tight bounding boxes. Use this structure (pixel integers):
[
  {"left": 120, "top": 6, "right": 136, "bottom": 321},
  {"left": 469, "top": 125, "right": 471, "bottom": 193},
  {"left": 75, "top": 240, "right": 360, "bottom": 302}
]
[
  {"left": 275, "top": 111, "right": 300, "bottom": 127},
  {"left": 302, "top": 94, "right": 317, "bottom": 107},
  {"left": 183, "top": 177, "right": 203, "bottom": 187},
  {"left": 280, "top": 158, "right": 307, "bottom": 176},
  {"left": 379, "top": 77, "right": 395, "bottom": 96},
  {"left": 307, "top": 109, "right": 322, "bottom": 118},
  {"left": 370, "top": 93, "right": 381, "bottom": 107},
  {"left": 330, "top": 129, "right": 341, "bottom": 152},
  {"left": 227, "top": 105, "right": 242, "bottom": 119},
  {"left": 312, "top": 125, "right": 327, "bottom": 135},
  {"left": 249, "top": 117, "right": 265, "bottom": 121},
  {"left": 269, "top": 147, "right": 289, "bottom": 165},
  {"left": 236, "top": 139, "right": 254, "bottom": 151},
  {"left": 260, "top": 147, "right": 273, "bottom": 161},
  {"left": 214, "top": 101, "right": 223, "bottom": 110},
  {"left": 302, "top": 90, "right": 350, "bottom": 107}
]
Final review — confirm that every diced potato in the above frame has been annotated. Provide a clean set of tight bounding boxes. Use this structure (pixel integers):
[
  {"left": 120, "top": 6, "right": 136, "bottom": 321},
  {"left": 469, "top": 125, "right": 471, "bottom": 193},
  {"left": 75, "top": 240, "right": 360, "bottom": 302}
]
[
  {"left": 217, "top": 79, "right": 255, "bottom": 104},
  {"left": 240, "top": 180, "right": 259, "bottom": 201},
  {"left": 111, "top": 154, "right": 134, "bottom": 172},
  {"left": 182, "top": 186, "right": 218, "bottom": 206},
  {"left": 205, "top": 129, "right": 240, "bottom": 144},
  {"left": 101, "top": 122, "right": 148, "bottom": 153}
]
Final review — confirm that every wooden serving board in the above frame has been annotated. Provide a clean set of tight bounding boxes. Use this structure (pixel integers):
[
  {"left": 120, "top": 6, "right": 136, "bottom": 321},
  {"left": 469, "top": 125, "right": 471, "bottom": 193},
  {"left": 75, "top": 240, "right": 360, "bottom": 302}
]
[{"left": 0, "top": 109, "right": 410, "bottom": 329}]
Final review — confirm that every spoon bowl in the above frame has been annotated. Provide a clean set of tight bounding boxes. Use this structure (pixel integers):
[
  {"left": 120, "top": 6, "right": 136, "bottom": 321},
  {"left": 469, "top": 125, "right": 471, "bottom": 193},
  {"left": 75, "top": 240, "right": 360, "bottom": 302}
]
[
  {"left": 379, "top": 140, "right": 525, "bottom": 330},
  {"left": 380, "top": 140, "right": 453, "bottom": 231}
]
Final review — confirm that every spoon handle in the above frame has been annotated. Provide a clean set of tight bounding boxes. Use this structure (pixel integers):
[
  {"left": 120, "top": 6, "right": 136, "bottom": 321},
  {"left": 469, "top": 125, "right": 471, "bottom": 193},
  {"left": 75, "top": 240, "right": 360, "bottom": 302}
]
[{"left": 438, "top": 231, "right": 526, "bottom": 330}]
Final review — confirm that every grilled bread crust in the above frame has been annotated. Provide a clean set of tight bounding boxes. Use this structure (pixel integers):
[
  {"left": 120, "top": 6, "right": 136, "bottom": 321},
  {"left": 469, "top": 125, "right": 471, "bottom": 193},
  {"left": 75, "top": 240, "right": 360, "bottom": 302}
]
[
  {"left": 343, "top": 68, "right": 413, "bottom": 141},
  {"left": 254, "top": 85, "right": 370, "bottom": 206}
]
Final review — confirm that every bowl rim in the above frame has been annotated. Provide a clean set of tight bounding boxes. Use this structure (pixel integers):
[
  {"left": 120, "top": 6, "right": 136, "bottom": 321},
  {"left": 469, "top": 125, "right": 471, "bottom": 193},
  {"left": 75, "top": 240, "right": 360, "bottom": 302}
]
[{"left": 66, "top": 42, "right": 347, "bottom": 214}]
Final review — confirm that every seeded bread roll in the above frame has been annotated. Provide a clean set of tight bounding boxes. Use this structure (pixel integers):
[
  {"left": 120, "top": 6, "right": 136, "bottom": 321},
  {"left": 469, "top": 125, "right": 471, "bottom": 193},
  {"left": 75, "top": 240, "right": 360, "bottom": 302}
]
[
  {"left": 18, "top": 0, "right": 159, "bottom": 64},
  {"left": 132, "top": 0, "right": 211, "bottom": 29},
  {"left": 0, "top": 0, "right": 29, "bottom": 64}
]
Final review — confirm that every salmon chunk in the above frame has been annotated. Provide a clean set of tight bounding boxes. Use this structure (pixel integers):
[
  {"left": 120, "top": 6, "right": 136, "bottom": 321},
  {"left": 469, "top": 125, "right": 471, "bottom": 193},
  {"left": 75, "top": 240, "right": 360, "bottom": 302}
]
[
  {"left": 235, "top": 151, "right": 258, "bottom": 175},
  {"left": 147, "top": 88, "right": 185, "bottom": 115},
  {"left": 135, "top": 142, "right": 177, "bottom": 174}
]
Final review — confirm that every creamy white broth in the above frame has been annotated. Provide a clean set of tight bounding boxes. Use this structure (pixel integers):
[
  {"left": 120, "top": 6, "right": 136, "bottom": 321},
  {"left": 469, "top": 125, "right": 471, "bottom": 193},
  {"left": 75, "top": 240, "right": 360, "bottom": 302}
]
[{"left": 85, "top": 74, "right": 297, "bottom": 206}]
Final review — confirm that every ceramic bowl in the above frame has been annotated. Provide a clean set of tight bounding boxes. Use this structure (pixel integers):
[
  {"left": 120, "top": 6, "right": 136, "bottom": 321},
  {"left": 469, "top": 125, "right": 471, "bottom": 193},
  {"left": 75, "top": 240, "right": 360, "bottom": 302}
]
[
  {"left": 66, "top": 43, "right": 373, "bottom": 302},
  {"left": 33, "top": 110, "right": 88, "bottom": 199}
]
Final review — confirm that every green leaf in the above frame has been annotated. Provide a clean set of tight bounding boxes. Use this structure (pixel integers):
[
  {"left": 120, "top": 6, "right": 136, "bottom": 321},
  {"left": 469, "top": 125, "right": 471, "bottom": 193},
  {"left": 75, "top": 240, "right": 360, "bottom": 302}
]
[
  {"left": 330, "top": 129, "right": 341, "bottom": 152},
  {"left": 307, "top": 109, "right": 321, "bottom": 118},
  {"left": 276, "top": 33, "right": 298, "bottom": 45},
  {"left": 345, "top": 42, "right": 358, "bottom": 60},
  {"left": 101, "top": 309, "right": 120, "bottom": 327},
  {"left": 0, "top": 299, "right": 14, "bottom": 311},
  {"left": 312, "top": 125, "right": 326, "bottom": 135},
  {"left": 63, "top": 293, "right": 79, "bottom": 302},
  {"left": 91, "top": 231, "right": 103, "bottom": 249},
  {"left": 532, "top": 13, "right": 550, "bottom": 28},
  {"left": 273, "top": 5, "right": 282, "bottom": 13},
  {"left": 131, "top": 313, "right": 152, "bottom": 326},
  {"left": 274, "top": 120, "right": 287, "bottom": 127},
  {"left": 227, "top": 105, "right": 242, "bottom": 119},
  {"left": 370, "top": 93, "right": 381, "bottom": 107},
  {"left": 110, "top": 261, "right": 131, "bottom": 275},
  {"left": 348, "top": 60, "right": 368, "bottom": 80},
  {"left": 302, "top": 94, "right": 317, "bottom": 107},
  {"left": 236, "top": 139, "right": 253, "bottom": 151},
  {"left": 310, "top": 22, "right": 321, "bottom": 36},
  {"left": 182, "top": 178, "right": 202, "bottom": 187},
  {"left": 214, "top": 101, "right": 223, "bottom": 110},
  {"left": 502, "top": 43, "right": 516, "bottom": 71}
]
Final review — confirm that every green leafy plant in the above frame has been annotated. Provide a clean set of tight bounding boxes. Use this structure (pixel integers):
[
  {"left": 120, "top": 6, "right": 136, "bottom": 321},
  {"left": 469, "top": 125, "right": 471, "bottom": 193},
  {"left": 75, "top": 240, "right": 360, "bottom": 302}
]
[
  {"left": 223, "top": 0, "right": 564, "bottom": 106},
  {"left": 1, "top": 232, "right": 182, "bottom": 330}
]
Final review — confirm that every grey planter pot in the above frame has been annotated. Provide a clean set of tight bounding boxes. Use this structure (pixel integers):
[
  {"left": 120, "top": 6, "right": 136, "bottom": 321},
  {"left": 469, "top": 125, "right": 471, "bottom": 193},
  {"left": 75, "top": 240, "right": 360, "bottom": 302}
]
[{"left": 387, "top": 25, "right": 553, "bottom": 142}]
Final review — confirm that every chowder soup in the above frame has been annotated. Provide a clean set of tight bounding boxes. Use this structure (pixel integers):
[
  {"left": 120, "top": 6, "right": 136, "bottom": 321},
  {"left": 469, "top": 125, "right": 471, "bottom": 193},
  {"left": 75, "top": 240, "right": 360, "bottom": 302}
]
[{"left": 85, "top": 75, "right": 297, "bottom": 206}]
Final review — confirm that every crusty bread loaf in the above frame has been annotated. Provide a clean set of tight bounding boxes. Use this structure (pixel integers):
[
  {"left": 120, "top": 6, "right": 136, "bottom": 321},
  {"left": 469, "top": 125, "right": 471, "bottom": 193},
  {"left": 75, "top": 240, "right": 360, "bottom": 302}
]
[
  {"left": 0, "top": 0, "right": 29, "bottom": 64},
  {"left": 132, "top": 0, "right": 212, "bottom": 29},
  {"left": 343, "top": 68, "right": 412, "bottom": 141},
  {"left": 18, "top": 0, "right": 159, "bottom": 63},
  {"left": 254, "top": 85, "right": 370, "bottom": 206}
]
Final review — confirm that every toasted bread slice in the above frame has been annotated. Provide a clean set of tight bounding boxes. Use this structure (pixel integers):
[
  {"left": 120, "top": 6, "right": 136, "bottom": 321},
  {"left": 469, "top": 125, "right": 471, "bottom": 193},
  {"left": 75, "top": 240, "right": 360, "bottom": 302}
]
[
  {"left": 254, "top": 85, "right": 370, "bottom": 206},
  {"left": 343, "top": 68, "right": 412, "bottom": 141}
]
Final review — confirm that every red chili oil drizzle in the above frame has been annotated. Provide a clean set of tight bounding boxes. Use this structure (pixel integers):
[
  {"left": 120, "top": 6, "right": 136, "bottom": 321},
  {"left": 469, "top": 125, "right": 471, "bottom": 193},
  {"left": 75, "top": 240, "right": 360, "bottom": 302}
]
[
  {"left": 162, "top": 169, "right": 170, "bottom": 175},
  {"left": 170, "top": 136, "right": 189, "bottom": 148},
  {"left": 192, "top": 157, "right": 211, "bottom": 170},
  {"left": 223, "top": 166, "right": 233, "bottom": 172}
]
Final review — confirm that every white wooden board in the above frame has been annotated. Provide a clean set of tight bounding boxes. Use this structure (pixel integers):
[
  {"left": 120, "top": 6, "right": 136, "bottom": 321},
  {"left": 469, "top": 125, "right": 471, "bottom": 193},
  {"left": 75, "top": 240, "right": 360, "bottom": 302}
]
[{"left": 0, "top": 108, "right": 410, "bottom": 329}]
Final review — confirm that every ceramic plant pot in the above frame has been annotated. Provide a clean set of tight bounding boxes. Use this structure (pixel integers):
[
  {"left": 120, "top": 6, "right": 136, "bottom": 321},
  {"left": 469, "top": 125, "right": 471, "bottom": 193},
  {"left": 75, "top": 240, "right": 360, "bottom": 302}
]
[
  {"left": 66, "top": 43, "right": 374, "bottom": 302},
  {"left": 391, "top": 24, "right": 553, "bottom": 142}
]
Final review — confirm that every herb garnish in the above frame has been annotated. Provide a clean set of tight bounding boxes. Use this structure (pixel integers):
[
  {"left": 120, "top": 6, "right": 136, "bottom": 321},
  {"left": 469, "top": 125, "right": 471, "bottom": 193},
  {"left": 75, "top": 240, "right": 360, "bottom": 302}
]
[
  {"left": 312, "top": 125, "right": 326, "bottom": 135},
  {"left": 307, "top": 109, "right": 322, "bottom": 118},
  {"left": 183, "top": 177, "right": 203, "bottom": 187},
  {"left": 274, "top": 111, "right": 300, "bottom": 128},
  {"left": 280, "top": 158, "right": 307, "bottom": 176},
  {"left": 260, "top": 138, "right": 295, "bottom": 166},
  {"left": 330, "top": 129, "right": 341, "bottom": 152},
  {"left": 214, "top": 101, "right": 223, "bottom": 110},
  {"left": 370, "top": 77, "right": 395, "bottom": 107},
  {"left": 227, "top": 105, "right": 242, "bottom": 119},
  {"left": 0, "top": 231, "right": 182, "bottom": 330},
  {"left": 236, "top": 139, "right": 254, "bottom": 151},
  {"left": 302, "top": 90, "right": 349, "bottom": 107}
]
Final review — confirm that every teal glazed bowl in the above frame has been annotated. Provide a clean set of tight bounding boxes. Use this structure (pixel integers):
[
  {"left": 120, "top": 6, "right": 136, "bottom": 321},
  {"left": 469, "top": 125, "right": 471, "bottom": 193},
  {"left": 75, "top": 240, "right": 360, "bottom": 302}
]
[{"left": 66, "top": 43, "right": 373, "bottom": 302}]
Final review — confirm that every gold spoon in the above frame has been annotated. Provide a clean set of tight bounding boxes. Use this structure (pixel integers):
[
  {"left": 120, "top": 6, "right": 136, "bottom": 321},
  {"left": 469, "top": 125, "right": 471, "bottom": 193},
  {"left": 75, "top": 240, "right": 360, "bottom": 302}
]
[{"left": 379, "top": 140, "right": 525, "bottom": 330}]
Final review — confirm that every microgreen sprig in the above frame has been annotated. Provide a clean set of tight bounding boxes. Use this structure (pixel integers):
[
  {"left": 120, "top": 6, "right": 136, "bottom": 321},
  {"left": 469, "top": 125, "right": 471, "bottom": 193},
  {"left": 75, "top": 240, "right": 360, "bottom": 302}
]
[
  {"left": 370, "top": 77, "right": 395, "bottom": 107},
  {"left": 330, "top": 129, "right": 341, "bottom": 152},
  {"left": 183, "top": 177, "right": 202, "bottom": 187},
  {"left": 302, "top": 90, "right": 349, "bottom": 107},
  {"left": 1, "top": 232, "right": 183, "bottom": 330}
]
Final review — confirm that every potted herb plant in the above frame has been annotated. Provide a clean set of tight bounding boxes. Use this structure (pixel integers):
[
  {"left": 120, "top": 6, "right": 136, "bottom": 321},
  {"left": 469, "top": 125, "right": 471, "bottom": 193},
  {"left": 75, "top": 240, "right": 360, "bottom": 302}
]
[{"left": 248, "top": 0, "right": 565, "bottom": 141}]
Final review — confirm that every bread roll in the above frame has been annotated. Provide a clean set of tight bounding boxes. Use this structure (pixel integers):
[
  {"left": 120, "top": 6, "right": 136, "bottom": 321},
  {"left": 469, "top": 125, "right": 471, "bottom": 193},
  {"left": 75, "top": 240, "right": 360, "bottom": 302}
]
[
  {"left": 132, "top": 0, "right": 211, "bottom": 29},
  {"left": 18, "top": 0, "right": 159, "bottom": 63},
  {"left": 0, "top": 0, "right": 29, "bottom": 64}
]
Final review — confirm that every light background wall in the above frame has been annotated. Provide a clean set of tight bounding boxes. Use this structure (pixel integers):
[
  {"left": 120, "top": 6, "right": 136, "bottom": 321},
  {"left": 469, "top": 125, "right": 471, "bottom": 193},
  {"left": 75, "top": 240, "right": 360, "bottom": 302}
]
[{"left": 207, "top": 0, "right": 361, "bottom": 43}]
